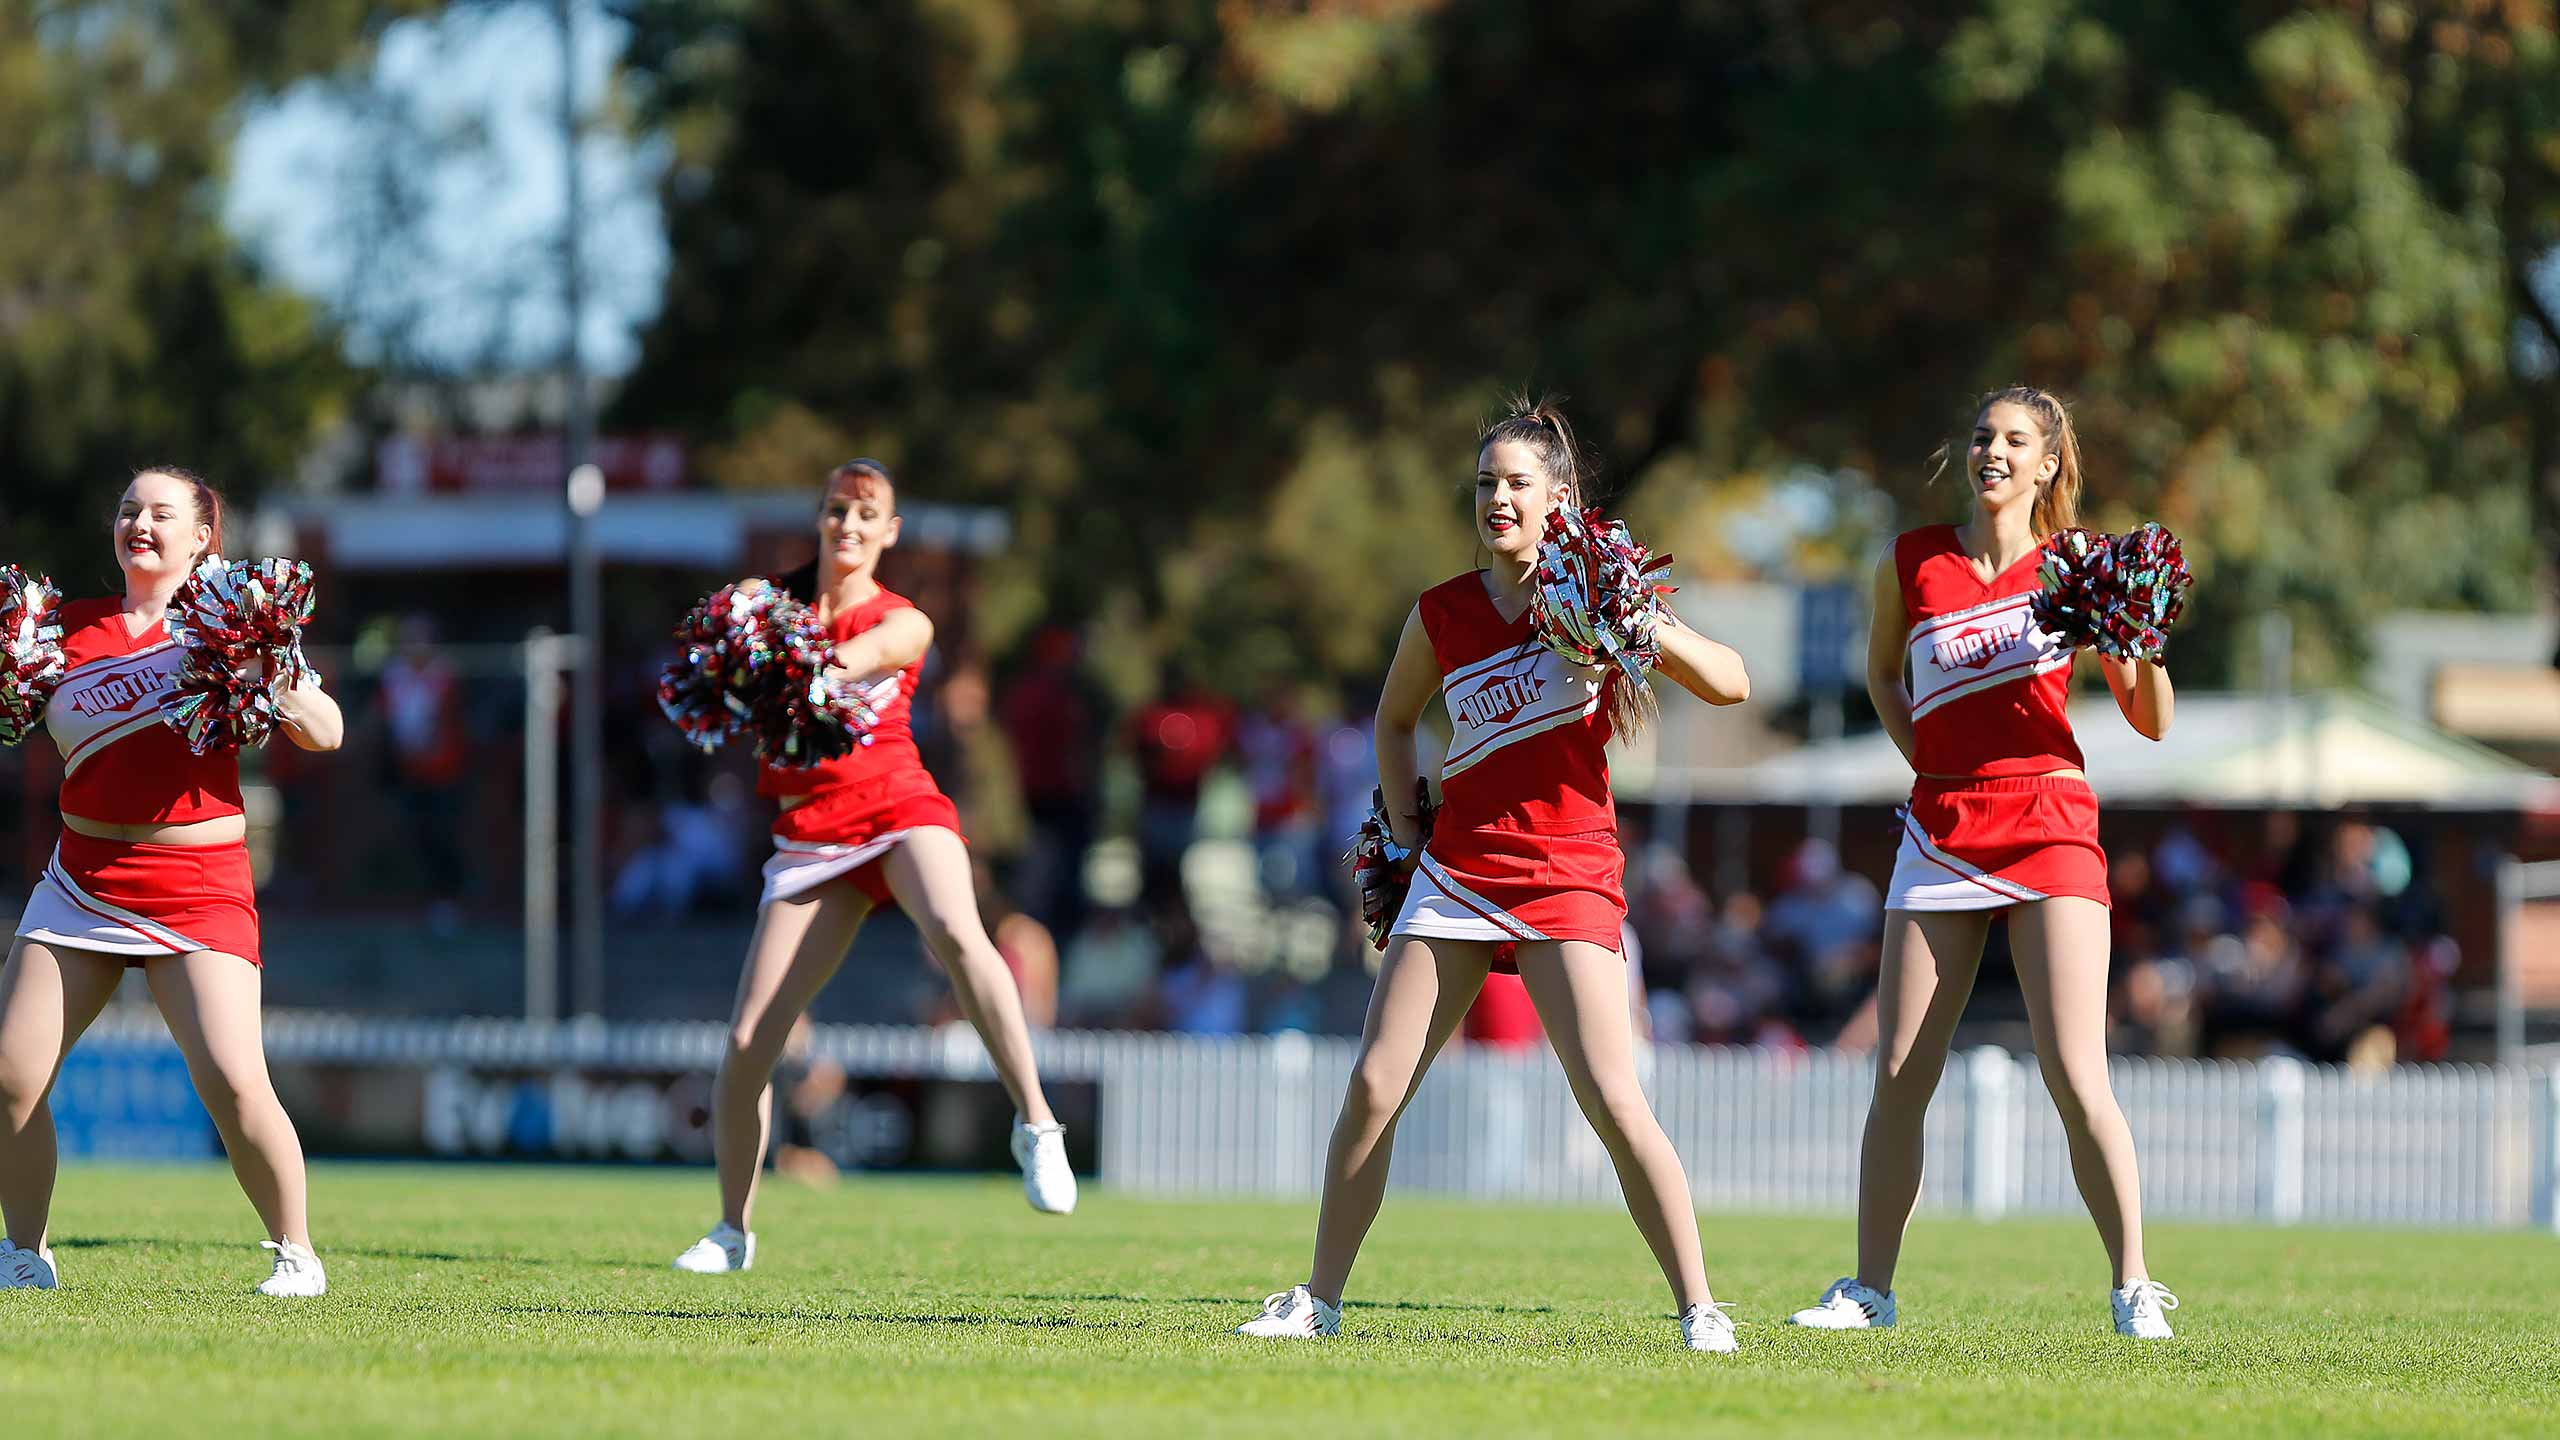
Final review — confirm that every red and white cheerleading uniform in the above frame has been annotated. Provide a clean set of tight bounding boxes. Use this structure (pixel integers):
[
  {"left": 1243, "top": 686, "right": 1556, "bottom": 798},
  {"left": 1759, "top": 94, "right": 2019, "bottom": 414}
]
[
  {"left": 1392, "top": 572, "right": 1627, "bottom": 957},
  {"left": 755, "top": 582, "right": 961, "bottom": 910},
  {"left": 1884, "top": 525, "right": 2108, "bottom": 911},
  {"left": 12, "top": 599, "right": 262, "bottom": 965}
]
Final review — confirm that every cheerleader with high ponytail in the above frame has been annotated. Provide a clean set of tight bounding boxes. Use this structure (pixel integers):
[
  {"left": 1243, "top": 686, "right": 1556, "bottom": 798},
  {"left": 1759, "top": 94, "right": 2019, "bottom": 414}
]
[{"left": 1235, "top": 397, "right": 1756, "bottom": 1353}]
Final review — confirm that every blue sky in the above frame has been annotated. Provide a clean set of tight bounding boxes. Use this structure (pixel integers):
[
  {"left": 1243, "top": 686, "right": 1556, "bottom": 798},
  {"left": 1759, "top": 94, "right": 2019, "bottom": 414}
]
[{"left": 224, "top": 0, "right": 667, "bottom": 379}]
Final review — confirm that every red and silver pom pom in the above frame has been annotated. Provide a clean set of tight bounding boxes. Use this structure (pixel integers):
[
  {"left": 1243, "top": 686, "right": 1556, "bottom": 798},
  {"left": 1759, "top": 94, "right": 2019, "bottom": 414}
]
[
  {"left": 657, "top": 583, "right": 766, "bottom": 754},
  {"left": 1529, "top": 507, "right": 1675, "bottom": 687},
  {"left": 1, "top": 565, "right": 67, "bottom": 748},
  {"left": 2034, "top": 523, "right": 2192, "bottom": 663},
  {"left": 753, "top": 599, "right": 881, "bottom": 767},
  {"left": 1345, "top": 779, "right": 1435, "bottom": 952},
  {"left": 656, "top": 583, "right": 879, "bottom": 766},
  {"left": 159, "top": 557, "right": 321, "bottom": 755}
]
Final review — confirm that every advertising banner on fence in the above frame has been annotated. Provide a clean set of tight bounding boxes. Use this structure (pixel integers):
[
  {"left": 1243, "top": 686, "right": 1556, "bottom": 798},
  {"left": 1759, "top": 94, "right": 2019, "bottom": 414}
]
[
  {"left": 53, "top": 1036, "right": 219, "bottom": 1161},
  {"left": 269, "top": 1060, "right": 1099, "bottom": 1176}
]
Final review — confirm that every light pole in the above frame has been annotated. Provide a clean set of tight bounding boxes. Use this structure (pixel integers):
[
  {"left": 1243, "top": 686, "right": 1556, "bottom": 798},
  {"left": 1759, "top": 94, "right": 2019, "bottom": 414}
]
[{"left": 560, "top": 0, "right": 604, "bottom": 1019}]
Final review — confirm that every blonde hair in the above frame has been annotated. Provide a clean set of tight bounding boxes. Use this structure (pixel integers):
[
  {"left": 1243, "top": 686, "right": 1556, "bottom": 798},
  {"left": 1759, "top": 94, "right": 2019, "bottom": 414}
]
[{"left": 1934, "top": 385, "right": 2084, "bottom": 537}]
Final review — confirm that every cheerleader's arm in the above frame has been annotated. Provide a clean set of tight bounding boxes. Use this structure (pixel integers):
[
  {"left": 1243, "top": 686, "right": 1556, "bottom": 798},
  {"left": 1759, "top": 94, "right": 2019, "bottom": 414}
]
[
  {"left": 1372, "top": 605, "right": 1437, "bottom": 850},
  {"left": 1865, "top": 545, "right": 1919, "bottom": 770},
  {"left": 275, "top": 672, "right": 346, "bottom": 752},
  {"left": 2100, "top": 654, "right": 2174, "bottom": 740},
  {"left": 1649, "top": 606, "right": 1750, "bottom": 705},
  {"left": 828, "top": 607, "right": 933, "bottom": 685}
]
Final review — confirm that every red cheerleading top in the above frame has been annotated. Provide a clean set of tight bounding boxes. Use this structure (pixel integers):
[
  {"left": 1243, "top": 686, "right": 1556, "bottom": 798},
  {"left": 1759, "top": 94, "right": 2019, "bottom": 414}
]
[
  {"left": 1895, "top": 524, "right": 2082, "bottom": 778},
  {"left": 45, "top": 598, "right": 246, "bottom": 825},
  {"left": 755, "top": 580, "right": 935, "bottom": 808},
  {"left": 1418, "top": 572, "right": 1616, "bottom": 837}
]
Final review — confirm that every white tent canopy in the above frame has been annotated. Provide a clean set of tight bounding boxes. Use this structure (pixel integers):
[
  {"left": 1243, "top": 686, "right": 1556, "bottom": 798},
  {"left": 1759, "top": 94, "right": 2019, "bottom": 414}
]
[{"left": 1620, "top": 690, "right": 2560, "bottom": 810}]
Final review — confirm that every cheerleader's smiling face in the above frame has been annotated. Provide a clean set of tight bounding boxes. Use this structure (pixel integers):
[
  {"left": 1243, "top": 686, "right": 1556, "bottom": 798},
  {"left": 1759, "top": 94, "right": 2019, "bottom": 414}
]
[
  {"left": 1476, "top": 438, "right": 1572, "bottom": 561},
  {"left": 1968, "top": 400, "right": 2060, "bottom": 511},
  {"left": 115, "top": 470, "right": 213, "bottom": 582},
  {"left": 817, "top": 464, "right": 900, "bottom": 578}
]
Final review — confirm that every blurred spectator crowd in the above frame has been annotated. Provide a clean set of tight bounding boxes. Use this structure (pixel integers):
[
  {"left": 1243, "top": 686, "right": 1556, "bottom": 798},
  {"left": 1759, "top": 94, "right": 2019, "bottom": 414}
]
[
  {"left": 1628, "top": 814, "right": 2457, "bottom": 1071},
  {"left": 2102, "top": 816, "right": 2457, "bottom": 1068}
]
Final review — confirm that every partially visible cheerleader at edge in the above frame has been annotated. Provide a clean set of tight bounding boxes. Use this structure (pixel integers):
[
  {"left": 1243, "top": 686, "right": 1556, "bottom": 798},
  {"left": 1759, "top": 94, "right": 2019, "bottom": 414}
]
[
  {"left": 1785, "top": 386, "right": 2181, "bottom": 1340},
  {"left": 2, "top": 468, "right": 345, "bottom": 1297},
  {"left": 1235, "top": 398, "right": 1755, "bottom": 1353},
  {"left": 671, "top": 459, "right": 1073, "bottom": 1277}
]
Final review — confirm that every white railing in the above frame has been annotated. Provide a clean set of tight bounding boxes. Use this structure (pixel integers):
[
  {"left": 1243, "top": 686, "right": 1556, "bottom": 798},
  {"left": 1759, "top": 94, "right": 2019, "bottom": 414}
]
[
  {"left": 80, "top": 1009, "right": 2560, "bottom": 1231},
  {"left": 1072, "top": 1036, "right": 2560, "bottom": 1229}
]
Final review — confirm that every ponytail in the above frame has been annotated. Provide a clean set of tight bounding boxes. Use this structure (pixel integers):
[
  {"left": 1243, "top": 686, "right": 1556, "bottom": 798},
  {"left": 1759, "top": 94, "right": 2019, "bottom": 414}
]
[
  {"left": 1479, "top": 393, "right": 1657, "bottom": 735},
  {"left": 1479, "top": 393, "right": 1593, "bottom": 508}
]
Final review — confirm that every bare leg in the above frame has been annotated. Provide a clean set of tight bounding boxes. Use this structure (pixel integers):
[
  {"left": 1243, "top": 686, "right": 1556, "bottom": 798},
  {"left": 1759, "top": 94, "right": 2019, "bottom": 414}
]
[
  {"left": 2012, "top": 896, "right": 2149, "bottom": 1287},
  {"left": 1515, "top": 939, "right": 1711, "bottom": 1311},
  {"left": 1305, "top": 937, "right": 1492, "bottom": 1307},
  {"left": 1854, "top": 910, "right": 1992, "bottom": 1294},
  {"left": 147, "top": 952, "right": 309, "bottom": 1245},
  {"left": 881, "top": 827, "right": 1056, "bottom": 1127},
  {"left": 0, "top": 941, "right": 127, "bottom": 1250},
  {"left": 713, "top": 886, "right": 871, "bottom": 1231}
]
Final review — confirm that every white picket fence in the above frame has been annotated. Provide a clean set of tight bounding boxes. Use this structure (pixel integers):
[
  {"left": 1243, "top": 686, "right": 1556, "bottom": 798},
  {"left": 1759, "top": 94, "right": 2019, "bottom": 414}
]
[
  {"left": 85, "top": 1010, "right": 2560, "bottom": 1231},
  {"left": 1079, "top": 1032, "right": 2560, "bottom": 1231}
]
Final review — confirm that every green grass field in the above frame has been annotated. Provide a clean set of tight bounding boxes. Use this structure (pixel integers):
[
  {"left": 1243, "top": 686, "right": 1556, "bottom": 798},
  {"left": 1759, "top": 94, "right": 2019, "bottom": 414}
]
[{"left": 1, "top": 1164, "right": 2551, "bottom": 1438}]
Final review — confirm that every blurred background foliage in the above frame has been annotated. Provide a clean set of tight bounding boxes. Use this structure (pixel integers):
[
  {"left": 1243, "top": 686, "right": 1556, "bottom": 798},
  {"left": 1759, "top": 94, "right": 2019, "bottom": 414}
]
[
  {"left": 5, "top": 0, "right": 2555, "bottom": 696},
  {"left": 0, "top": 0, "right": 440, "bottom": 586},
  {"left": 610, "top": 0, "right": 2559, "bottom": 693}
]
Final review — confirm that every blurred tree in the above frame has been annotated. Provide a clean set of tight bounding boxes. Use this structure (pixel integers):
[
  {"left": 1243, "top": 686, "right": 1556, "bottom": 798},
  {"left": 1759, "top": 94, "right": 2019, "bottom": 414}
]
[
  {"left": 611, "top": 0, "right": 2556, "bottom": 693},
  {"left": 224, "top": 0, "right": 670, "bottom": 428},
  {"left": 2398, "top": 0, "right": 2560, "bottom": 667},
  {"left": 1906, "top": 0, "right": 2556, "bottom": 683},
  {"left": 0, "top": 1, "right": 431, "bottom": 586}
]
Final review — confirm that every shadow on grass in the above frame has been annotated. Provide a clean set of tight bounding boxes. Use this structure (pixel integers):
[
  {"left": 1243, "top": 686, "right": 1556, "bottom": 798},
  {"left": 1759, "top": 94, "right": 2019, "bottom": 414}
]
[
  {"left": 1034, "top": 1292, "right": 1556, "bottom": 1315},
  {"left": 53, "top": 1235, "right": 577, "bottom": 1268},
  {"left": 493, "top": 1302, "right": 1139, "bottom": 1331}
]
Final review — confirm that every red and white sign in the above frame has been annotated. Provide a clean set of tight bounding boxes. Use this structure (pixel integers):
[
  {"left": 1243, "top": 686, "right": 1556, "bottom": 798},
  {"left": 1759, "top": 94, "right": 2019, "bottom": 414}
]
[{"left": 375, "top": 434, "right": 687, "bottom": 494}]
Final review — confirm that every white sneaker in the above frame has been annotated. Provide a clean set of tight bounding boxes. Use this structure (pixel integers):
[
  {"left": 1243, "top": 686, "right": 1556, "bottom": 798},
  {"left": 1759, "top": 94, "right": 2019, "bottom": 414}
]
[
  {"left": 0, "top": 1239, "right": 58, "bottom": 1290},
  {"left": 1011, "top": 1119, "right": 1077, "bottom": 1215},
  {"left": 1234, "top": 1284, "right": 1340, "bottom": 1338},
  {"left": 256, "top": 1240, "right": 327, "bottom": 1298},
  {"left": 2112, "top": 1279, "right": 2178, "bottom": 1339},
  {"left": 672, "top": 1222, "right": 755, "bottom": 1274},
  {"left": 1787, "top": 1276, "right": 1896, "bottom": 1330},
  {"left": 1679, "top": 1301, "right": 1739, "bottom": 1353}
]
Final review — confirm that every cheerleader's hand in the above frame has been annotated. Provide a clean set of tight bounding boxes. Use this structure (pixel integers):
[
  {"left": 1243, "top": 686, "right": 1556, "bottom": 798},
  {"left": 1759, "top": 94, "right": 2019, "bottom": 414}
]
[
  {"left": 1626, "top": 599, "right": 1666, "bottom": 649},
  {"left": 1391, "top": 778, "right": 1436, "bottom": 861}
]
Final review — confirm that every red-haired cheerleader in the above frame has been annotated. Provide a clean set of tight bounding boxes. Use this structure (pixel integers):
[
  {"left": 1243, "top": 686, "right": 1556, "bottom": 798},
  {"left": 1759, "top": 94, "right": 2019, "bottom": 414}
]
[
  {"left": 1786, "top": 387, "right": 2182, "bottom": 1339},
  {"left": 671, "top": 460, "right": 1073, "bottom": 1276},
  {"left": 1234, "top": 399, "right": 1754, "bottom": 1352},
  {"left": 2, "top": 468, "right": 344, "bottom": 1297}
]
